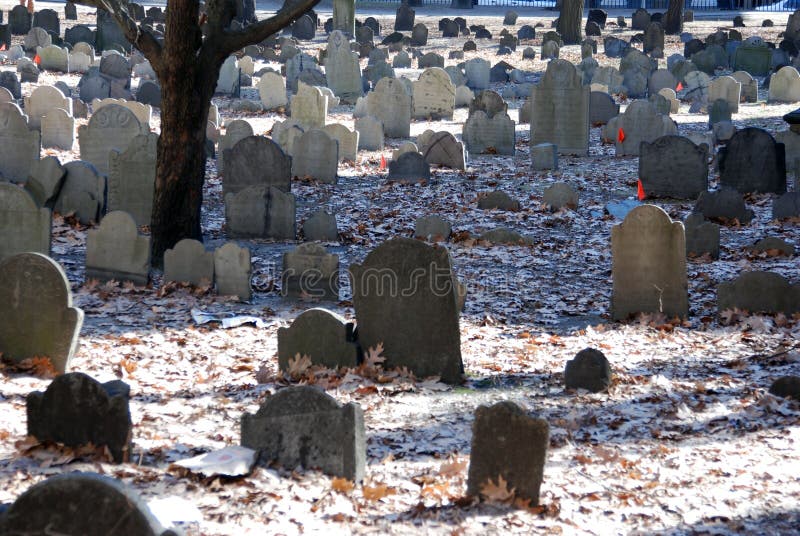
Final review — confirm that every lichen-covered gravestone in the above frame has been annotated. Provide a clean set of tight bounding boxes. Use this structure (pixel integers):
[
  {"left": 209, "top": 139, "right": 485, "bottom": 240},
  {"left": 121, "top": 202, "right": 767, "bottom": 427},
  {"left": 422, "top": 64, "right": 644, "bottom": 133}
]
[
  {"left": 78, "top": 103, "right": 143, "bottom": 175},
  {"left": 163, "top": 239, "right": 214, "bottom": 286},
  {"left": 214, "top": 242, "right": 252, "bottom": 301},
  {"left": 349, "top": 238, "right": 463, "bottom": 383},
  {"left": 27, "top": 372, "right": 132, "bottom": 462},
  {"left": 108, "top": 133, "right": 158, "bottom": 226},
  {"left": 241, "top": 386, "right": 365, "bottom": 481},
  {"left": 0, "top": 253, "right": 83, "bottom": 373},
  {"left": 277, "top": 308, "right": 360, "bottom": 370},
  {"left": 282, "top": 243, "right": 339, "bottom": 300},
  {"left": 467, "top": 402, "right": 549, "bottom": 505},
  {"left": 1, "top": 473, "right": 176, "bottom": 535},
  {"left": 86, "top": 211, "right": 150, "bottom": 285},
  {"left": 531, "top": 59, "right": 589, "bottom": 156},
  {"left": 611, "top": 205, "right": 688, "bottom": 320},
  {"left": 639, "top": 135, "right": 708, "bottom": 199},
  {"left": 0, "top": 183, "right": 51, "bottom": 261}
]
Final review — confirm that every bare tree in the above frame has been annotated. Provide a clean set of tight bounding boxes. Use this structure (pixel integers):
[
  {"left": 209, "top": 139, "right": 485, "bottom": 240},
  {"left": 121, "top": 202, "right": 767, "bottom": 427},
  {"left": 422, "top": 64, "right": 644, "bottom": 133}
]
[
  {"left": 557, "top": 0, "right": 584, "bottom": 45},
  {"left": 74, "top": 0, "right": 320, "bottom": 265}
]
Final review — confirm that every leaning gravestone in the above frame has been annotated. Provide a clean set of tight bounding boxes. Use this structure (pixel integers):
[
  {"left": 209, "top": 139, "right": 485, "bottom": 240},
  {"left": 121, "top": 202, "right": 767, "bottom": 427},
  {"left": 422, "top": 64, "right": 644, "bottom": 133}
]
[
  {"left": 731, "top": 70, "right": 758, "bottom": 103},
  {"left": 163, "top": 239, "right": 214, "bottom": 286},
  {"left": 718, "top": 128, "right": 786, "bottom": 194},
  {"left": 325, "top": 31, "right": 362, "bottom": 104},
  {"left": 281, "top": 243, "right": 339, "bottom": 300},
  {"left": 366, "top": 77, "right": 411, "bottom": 138},
  {"left": 639, "top": 136, "right": 708, "bottom": 199},
  {"left": 108, "top": 133, "right": 157, "bottom": 226},
  {"left": 241, "top": 386, "right": 365, "bottom": 481},
  {"left": 611, "top": 205, "right": 688, "bottom": 320},
  {"left": 24, "top": 155, "right": 65, "bottom": 208},
  {"left": 349, "top": 238, "right": 463, "bottom": 383},
  {"left": 388, "top": 152, "right": 431, "bottom": 183},
  {"left": 467, "top": 401, "right": 549, "bottom": 505},
  {"left": 78, "top": 103, "right": 142, "bottom": 175},
  {"left": 1, "top": 473, "right": 174, "bottom": 535},
  {"left": 322, "top": 123, "right": 358, "bottom": 162},
  {"left": 0, "top": 253, "right": 83, "bottom": 373},
  {"left": 86, "top": 211, "right": 150, "bottom": 285},
  {"left": 531, "top": 59, "right": 589, "bottom": 156},
  {"left": 223, "top": 136, "right": 291, "bottom": 195},
  {"left": 27, "top": 372, "right": 132, "bottom": 462},
  {"left": 0, "top": 184, "right": 50, "bottom": 261},
  {"left": 291, "top": 129, "right": 338, "bottom": 183},
  {"left": 564, "top": 348, "right": 612, "bottom": 393},
  {"left": 0, "top": 103, "right": 40, "bottom": 183},
  {"left": 96, "top": 9, "right": 130, "bottom": 51},
  {"left": 412, "top": 67, "right": 455, "bottom": 120},
  {"left": 718, "top": 271, "right": 800, "bottom": 315},
  {"left": 277, "top": 308, "right": 359, "bottom": 370},
  {"left": 419, "top": 130, "right": 466, "bottom": 170},
  {"left": 214, "top": 242, "right": 252, "bottom": 301}
]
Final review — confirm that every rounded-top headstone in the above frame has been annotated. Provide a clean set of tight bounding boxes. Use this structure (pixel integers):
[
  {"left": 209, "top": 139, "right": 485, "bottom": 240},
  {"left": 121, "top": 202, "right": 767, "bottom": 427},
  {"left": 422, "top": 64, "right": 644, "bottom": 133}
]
[{"left": 564, "top": 348, "right": 612, "bottom": 393}]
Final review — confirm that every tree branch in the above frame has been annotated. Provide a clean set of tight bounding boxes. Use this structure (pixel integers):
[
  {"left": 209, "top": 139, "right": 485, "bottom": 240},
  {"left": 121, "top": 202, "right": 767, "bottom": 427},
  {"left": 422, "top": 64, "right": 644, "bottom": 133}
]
[
  {"left": 72, "top": 0, "right": 163, "bottom": 71},
  {"left": 213, "top": 0, "right": 321, "bottom": 58}
]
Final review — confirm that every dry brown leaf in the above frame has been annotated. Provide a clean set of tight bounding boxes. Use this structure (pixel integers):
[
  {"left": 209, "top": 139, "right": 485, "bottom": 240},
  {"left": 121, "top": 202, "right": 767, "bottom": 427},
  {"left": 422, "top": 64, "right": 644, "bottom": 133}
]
[
  {"left": 287, "top": 353, "right": 312, "bottom": 378},
  {"left": 331, "top": 477, "right": 355, "bottom": 494},
  {"left": 362, "top": 483, "right": 397, "bottom": 502},
  {"left": 438, "top": 458, "right": 468, "bottom": 478},
  {"left": 480, "top": 475, "right": 515, "bottom": 503}
]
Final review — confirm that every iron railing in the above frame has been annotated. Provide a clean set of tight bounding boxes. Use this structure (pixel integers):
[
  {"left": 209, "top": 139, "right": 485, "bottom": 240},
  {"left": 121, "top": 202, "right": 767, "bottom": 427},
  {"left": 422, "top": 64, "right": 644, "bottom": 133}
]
[{"left": 359, "top": 0, "right": 800, "bottom": 11}]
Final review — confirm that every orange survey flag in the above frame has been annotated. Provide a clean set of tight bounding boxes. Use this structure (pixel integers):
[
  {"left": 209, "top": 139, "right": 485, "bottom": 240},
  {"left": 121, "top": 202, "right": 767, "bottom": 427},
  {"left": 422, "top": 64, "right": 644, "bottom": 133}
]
[
  {"left": 379, "top": 154, "right": 386, "bottom": 171},
  {"left": 637, "top": 180, "right": 646, "bottom": 201},
  {"left": 33, "top": 54, "right": 41, "bottom": 65},
  {"left": 676, "top": 81, "right": 684, "bottom": 91},
  {"left": 617, "top": 128, "right": 625, "bottom": 143},
  {"left": 0, "top": 44, "right": 5, "bottom": 51}
]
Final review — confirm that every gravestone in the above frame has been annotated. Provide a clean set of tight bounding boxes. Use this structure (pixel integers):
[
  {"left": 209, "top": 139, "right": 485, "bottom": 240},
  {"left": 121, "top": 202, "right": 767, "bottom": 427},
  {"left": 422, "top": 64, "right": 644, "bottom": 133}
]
[
  {"left": 648, "top": 69, "right": 677, "bottom": 97},
  {"left": 241, "top": 386, "right": 365, "bottom": 481},
  {"left": 719, "top": 128, "right": 786, "bottom": 194},
  {"left": 78, "top": 103, "right": 142, "bottom": 175},
  {"left": 225, "top": 185, "right": 296, "bottom": 240},
  {"left": 86, "top": 211, "right": 149, "bottom": 285},
  {"left": 366, "top": 77, "right": 411, "bottom": 138},
  {"left": 465, "top": 58, "right": 490, "bottom": 91},
  {"left": 218, "top": 120, "right": 253, "bottom": 175},
  {"left": 96, "top": 9, "right": 129, "bottom": 51},
  {"left": 349, "top": 238, "right": 463, "bottom": 383},
  {"left": 322, "top": 123, "right": 358, "bottom": 162},
  {"left": 292, "top": 129, "right": 338, "bottom": 184},
  {"left": 24, "top": 156, "right": 64, "bottom": 208},
  {"left": 0, "top": 103, "right": 40, "bottom": 182},
  {"left": 27, "top": 372, "right": 131, "bottom": 462},
  {"left": 278, "top": 309, "right": 359, "bottom": 370},
  {"left": 531, "top": 143, "right": 558, "bottom": 170},
  {"left": 773, "top": 192, "right": 800, "bottom": 220},
  {"left": 223, "top": 136, "right": 291, "bottom": 195},
  {"left": 589, "top": 91, "right": 619, "bottom": 125},
  {"left": 37, "top": 44, "right": 69, "bottom": 72},
  {"left": 412, "top": 23, "right": 428, "bottom": 46},
  {"left": 54, "top": 161, "right": 104, "bottom": 224},
  {"left": 639, "top": 136, "right": 708, "bottom": 199},
  {"left": 684, "top": 213, "right": 720, "bottom": 259},
  {"left": 693, "top": 189, "right": 754, "bottom": 224},
  {"left": 303, "top": 210, "right": 338, "bottom": 241},
  {"left": 0, "top": 184, "right": 50, "bottom": 260},
  {"left": 291, "top": 81, "right": 328, "bottom": 129},
  {"left": 718, "top": 272, "right": 800, "bottom": 315},
  {"left": 388, "top": 152, "right": 430, "bottom": 182},
  {"left": 463, "top": 110, "right": 515, "bottom": 155},
  {"left": 0, "top": 253, "right": 83, "bottom": 373},
  {"left": 531, "top": 59, "right": 589, "bottom": 156},
  {"left": 325, "top": 31, "right": 362, "bottom": 104},
  {"left": 478, "top": 191, "right": 519, "bottom": 211},
  {"left": 419, "top": 130, "right": 466, "bottom": 170},
  {"left": 292, "top": 15, "right": 315, "bottom": 41},
  {"left": 769, "top": 66, "right": 800, "bottom": 102},
  {"left": 355, "top": 115, "right": 383, "bottom": 150},
  {"left": 214, "top": 242, "right": 252, "bottom": 301},
  {"left": 564, "top": 348, "right": 612, "bottom": 393},
  {"left": 9, "top": 5, "right": 31, "bottom": 34},
  {"left": 106, "top": 133, "right": 157, "bottom": 226},
  {"left": 258, "top": 71, "right": 288, "bottom": 110},
  {"left": 644, "top": 22, "right": 664, "bottom": 55},
  {"left": 632, "top": 8, "right": 651, "bottom": 31},
  {"left": 412, "top": 67, "right": 455, "bottom": 120},
  {"left": 603, "top": 36, "right": 630, "bottom": 59},
  {"left": 1, "top": 473, "right": 172, "bottom": 535},
  {"left": 355, "top": 25, "right": 373, "bottom": 45},
  {"left": 163, "top": 239, "right": 214, "bottom": 287},
  {"left": 733, "top": 44, "right": 771, "bottom": 77},
  {"left": 33, "top": 8, "right": 59, "bottom": 36},
  {"left": 332, "top": 0, "right": 355, "bottom": 36},
  {"left": 606, "top": 100, "right": 677, "bottom": 156},
  {"left": 611, "top": 205, "right": 688, "bottom": 320},
  {"left": 731, "top": 71, "right": 757, "bottom": 103},
  {"left": 415, "top": 215, "right": 451, "bottom": 240},
  {"left": 65, "top": 25, "right": 95, "bottom": 47},
  {"left": 65, "top": 1, "right": 77, "bottom": 20},
  {"left": 216, "top": 56, "right": 241, "bottom": 97},
  {"left": 282, "top": 243, "right": 339, "bottom": 300},
  {"left": 394, "top": 4, "right": 415, "bottom": 31},
  {"left": 467, "top": 402, "right": 549, "bottom": 505},
  {"left": 543, "top": 182, "right": 578, "bottom": 210}
]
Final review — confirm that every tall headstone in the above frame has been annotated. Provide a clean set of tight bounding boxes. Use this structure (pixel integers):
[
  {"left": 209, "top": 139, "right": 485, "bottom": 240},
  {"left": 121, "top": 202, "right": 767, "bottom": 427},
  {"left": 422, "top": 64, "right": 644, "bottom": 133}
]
[
  {"left": 0, "top": 253, "right": 83, "bottom": 373},
  {"left": 366, "top": 77, "right": 411, "bottom": 138},
  {"left": 611, "top": 205, "right": 688, "bottom": 320},
  {"left": 718, "top": 128, "right": 786, "bottom": 194},
  {"left": 223, "top": 136, "right": 292, "bottom": 195},
  {"left": 77, "top": 103, "right": 142, "bottom": 175},
  {"left": 257, "top": 71, "right": 288, "bottom": 110},
  {"left": 107, "top": 133, "right": 157, "bottom": 226},
  {"left": 332, "top": 0, "right": 355, "bottom": 36},
  {"left": 0, "top": 103, "right": 40, "bottom": 182},
  {"left": 0, "top": 183, "right": 50, "bottom": 260},
  {"left": 531, "top": 59, "right": 589, "bottom": 156},
  {"left": 412, "top": 67, "right": 455, "bottom": 120},
  {"left": 325, "top": 31, "right": 362, "bottom": 104},
  {"left": 291, "top": 81, "right": 328, "bottom": 129},
  {"left": 394, "top": 4, "right": 415, "bottom": 31}
]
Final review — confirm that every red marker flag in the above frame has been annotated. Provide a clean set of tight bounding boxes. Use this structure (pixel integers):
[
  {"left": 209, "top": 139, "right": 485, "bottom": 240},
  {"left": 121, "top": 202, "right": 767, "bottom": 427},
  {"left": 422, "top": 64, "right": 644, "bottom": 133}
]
[
  {"left": 617, "top": 128, "right": 626, "bottom": 143},
  {"left": 33, "top": 54, "right": 41, "bottom": 65},
  {"left": 0, "top": 44, "right": 5, "bottom": 51},
  {"left": 637, "top": 179, "right": 646, "bottom": 201},
  {"left": 379, "top": 154, "right": 386, "bottom": 171},
  {"left": 676, "top": 81, "right": 684, "bottom": 91}
]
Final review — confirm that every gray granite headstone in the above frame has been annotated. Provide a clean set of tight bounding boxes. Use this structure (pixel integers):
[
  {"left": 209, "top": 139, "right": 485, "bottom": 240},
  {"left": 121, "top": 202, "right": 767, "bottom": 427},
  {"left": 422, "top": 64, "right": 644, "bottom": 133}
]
[
  {"left": 531, "top": 59, "right": 589, "bottom": 156},
  {"left": 0, "top": 103, "right": 40, "bottom": 182},
  {"left": 24, "top": 155, "right": 64, "bottom": 208},
  {"left": 388, "top": 152, "right": 431, "bottom": 183},
  {"left": 302, "top": 210, "right": 338, "bottom": 242},
  {"left": 292, "top": 129, "right": 338, "bottom": 184},
  {"left": 639, "top": 135, "right": 708, "bottom": 199},
  {"left": 54, "top": 160, "right": 105, "bottom": 224},
  {"left": 78, "top": 103, "right": 142, "bottom": 175},
  {"left": 225, "top": 185, "right": 296, "bottom": 240}
]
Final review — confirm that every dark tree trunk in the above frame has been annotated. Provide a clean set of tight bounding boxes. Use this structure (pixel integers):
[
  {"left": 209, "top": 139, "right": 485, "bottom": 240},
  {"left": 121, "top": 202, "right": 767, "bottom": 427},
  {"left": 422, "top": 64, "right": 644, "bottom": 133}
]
[
  {"left": 664, "top": 0, "right": 684, "bottom": 35},
  {"left": 558, "top": 0, "right": 584, "bottom": 45}
]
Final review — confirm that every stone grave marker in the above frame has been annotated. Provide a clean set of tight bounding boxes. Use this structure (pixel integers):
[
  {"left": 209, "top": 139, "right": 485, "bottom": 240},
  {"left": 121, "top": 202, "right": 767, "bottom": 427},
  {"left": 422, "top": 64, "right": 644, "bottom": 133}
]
[
  {"left": 693, "top": 189, "right": 754, "bottom": 224},
  {"left": 531, "top": 59, "right": 589, "bottom": 156},
  {"left": 65, "top": 1, "right": 78, "bottom": 19},
  {"left": 0, "top": 252, "right": 83, "bottom": 373},
  {"left": 278, "top": 309, "right": 359, "bottom": 370},
  {"left": 85, "top": 211, "right": 149, "bottom": 285},
  {"left": 24, "top": 156, "right": 65, "bottom": 208},
  {"left": 394, "top": 4, "right": 415, "bottom": 31},
  {"left": 333, "top": 0, "right": 355, "bottom": 36},
  {"left": 478, "top": 190, "right": 519, "bottom": 211},
  {"left": 216, "top": 56, "right": 241, "bottom": 97},
  {"left": 564, "top": 348, "right": 612, "bottom": 393},
  {"left": 223, "top": 136, "right": 291, "bottom": 195},
  {"left": 731, "top": 70, "right": 757, "bottom": 103},
  {"left": 733, "top": 43, "right": 772, "bottom": 76},
  {"left": 415, "top": 215, "right": 452, "bottom": 241},
  {"left": 769, "top": 66, "right": 800, "bottom": 102},
  {"left": 282, "top": 243, "right": 339, "bottom": 300},
  {"left": 214, "top": 242, "right": 252, "bottom": 301},
  {"left": 412, "top": 67, "right": 455, "bottom": 120},
  {"left": 388, "top": 152, "right": 431, "bottom": 183},
  {"left": 606, "top": 100, "right": 677, "bottom": 156},
  {"left": 225, "top": 185, "right": 296, "bottom": 240},
  {"left": 419, "top": 130, "right": 466, "bottom": 170},
  {"left": 292, "top": 129, "right": 338, "bottom": 184},
  {"left": 291, "top": 81, "right": 328, "bottom": 129},
  {"left": 9, "top": 5, "right": 31, "bottom": 35},
  {"left": 0, "top": 103, "right": 40, "bottom": 182},
  {"left": 349, "top": 238, "right": 463, "bottom": 383},
  {"left": 709, "top": 75, "right": 741, "bottom": 114},
  {"left": 322, "top": 123, "right": 358, "bottom": 162},
  {"left": 241, "top": 386, "right": 365, "bottom": 481},
  {"left": 303, "top": 210, "right": 338, "bottom": 241},
  {"left": 611, "top": 205, "right": 688, "bottom": 320},
  {"left": 773, "top": 192, "right": 800, "bottom": 220},
  {"left": 467, "top": 401, "right": 549, "bottom": 505},
  {"left": 463, "top": 110, "right": 515, "bottom": 155},
  {"left": 644, "top": 22, "right": 664, "bottom": 55},
  {"left": 589, "top": 91, "right": 619, "bottom": 125},
  {"left": 355, "top": 115, "right": 383, "bottom": 150},
  {"left": 54, "top": 161, "right": 105, "bottom": 224},
  {"left": 218, "top": 119, "right": 253, "bottom": 175},
  {"left": 465, "top": 58, "right": 490, "bottom": 91},
  {"left": 325, "top": 31, "right": 362, "bottom": 104},
  {"left": 257, "top": 71, "right": 288, "bottom": 110},
  {"left": 37, "top": 44, "right": 69, "bottom": 72},
  {"left": 412, "top": 22, "right": 428, "bottom": 46},
  {"left": 531, "top": 143, "right": 558, "bottom": 170},
  {"left": 292, "top": 14, "right": 315, "bottom": 40},
  {"left": 543, "top": 182, "right": 578, "bottom": 210},
  {"left": 632, "top": 8, "right": 651, "bottom": 31},
  {"left": 77, "top": 103, "right": 142, "bottom": 175},
  {"left": 718, "top": 272, "right": 799, "bottom": 315},
  {"left": 719, "top": 128, "right": 786, "bottom": 194},
  {"left": 648, "top": 69, "right": 677, "bottom": 96},
  {"left": 91, "top": 98, "right": 151, "bottom": 129},
  {"left": 0, "top": 71, "right": 22, "bottom": 99},
  {"left": 366, "top": 77, "right": 411, "bottom": 138},
  {"left": 163, "top": 239, "right": 214, "bottom": 286},
  {"left": 0, "top": 183, "right": 50, "bottom": 260},
  {"left": 639, "top": 135, "right": 708, "bottom": 199},
  {"left": 27, "top": 372, "right": 131, "bottom": 462},
  {"left": 65, "top": 25, "right": 95, "bottom": 47},
  {"left": 684, "top": 213, "right": 720, "bottom": 259},
  {"left": 107, "top": 133, "right": 157, "bottom": 226}
]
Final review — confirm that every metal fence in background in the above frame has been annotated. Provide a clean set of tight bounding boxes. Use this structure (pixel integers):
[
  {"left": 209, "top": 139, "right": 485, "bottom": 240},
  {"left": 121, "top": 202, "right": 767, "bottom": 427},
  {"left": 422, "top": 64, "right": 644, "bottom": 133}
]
[{"left": 360, "top": 0, "right": 800, "bottom": 11}]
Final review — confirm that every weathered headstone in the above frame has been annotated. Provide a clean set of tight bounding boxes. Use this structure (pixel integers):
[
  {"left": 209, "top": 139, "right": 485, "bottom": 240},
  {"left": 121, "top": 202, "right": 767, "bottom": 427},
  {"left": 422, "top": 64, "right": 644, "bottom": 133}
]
[
  {"left": 292, "top": 129, "right": 338, "bottom": 183},
  {"left": 303, "top": 210, "right": 338, "bottom": 241},
  {"left": 564, "top": 348, "right": 612, "bottom": 393},
  {"left": 412, "top": 67, "right": 455, "bottom": 120},
  {"left": 693, "top": 189, "right": 754, "bottom": 224},
  {"left": 606, "top": 100, "right": 677, "bottom": 156},
  {"left": 223, "top": 136, "right": 291, "bottom": 195},
  {"left": 531, "top": 59, "right": 589, "bottom": 156},
  {"left": 0, "top": 103, "right": 40, "bottom": 182},
  {"left": 278, "top": 309, "right": 359, "bottom": 370},
  {"left": 282, "top": 243, "right": 339, "bottom": 300},
  {"left": 415, "top": 215, "right": 451, "bottom": 240},
  {"left": 77, "top": 103, "right": 142, "bottom": 175},
  {"left": 214, "top": 242, "right": 251, "bottom": 301},
  {"left": 322, "top": 123, "right": 358, "bottom": 162},
  {"left": 355, "top": 115, "right": 383, "bottom": 150},
  {"left": 639, "top": 136, "right": 708, "bottom": 199},
  {"left": 257, "top": 72, "right": 288, "bottom": 110},
  {"left": 225, "top": 185, "right": 296, "bottom": 240},
  {"left": 611, "top": 205, "right": 688, "bottom": 320},
  {"left": 291, "top": 81, "right": 328, "bottom": 129},
  {"left": 366, "top": 77, "right": 411, "bottom": 138},
  {"left": 718, "top": 272, "right": 800, "bottom": 315},
  {"left": 107, "top": 133, "right": 157, "bottom": 226},
  {"left": 708, "top": 75, "right": 741, "bottom": 114},
  {"left": 388, "top": 152, "right": 431, "bottom": 183},
  {"left": 769, "top": 66, "right": 800, "bottom": 102},
  {"left": 54, "top": 161, "right": 104, "bottom": 224},
  {"left": 419, "top": 130, "right": 466, "bottom": 170},
  {"left": 773, "top": 192, "right": 800, "bottom": 220},
  {"left": 325, "top": 31, "right": 362, "bottom": 104},
  {"left": 684, "top": 213, "right": 720, "bottom": 259},
  {"left": 163, "top": 239, "right": 214, "bottom": 286},
  {"left": 332, "top": 0, "right": 355, "bottom": 36},
  {"left": 0, "top": 183, "right": 50, "bottom": 260},
  {"left": 394, "top": 4, "right": 415, "bottom": 31},
  {"left": 718, "top": 128, "right": 786, "bottom": 194},
  {"left": 542, "top": 182, "right": 578, "bottom": 210},
  {"left": 86, "top": 211, "right": 149, "bottom": 285},
  {"left": 589, "top": 91, "right": 619, "bottom": 125},
  {"left": 9, "top": 4, "right": 31, "bottom": 35}
]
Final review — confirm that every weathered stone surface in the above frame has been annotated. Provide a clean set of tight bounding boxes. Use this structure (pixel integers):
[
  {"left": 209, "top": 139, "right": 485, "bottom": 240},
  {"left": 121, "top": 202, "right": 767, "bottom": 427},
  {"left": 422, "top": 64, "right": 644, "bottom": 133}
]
[
  {"left": 163, "top": 239, "right": 214, "bottom": 286},
  {"left": 769, "top": 66, "right": 800, "bottom": 102},
  {"left": 0, "top": 103, "right": 40, "bottom": 182},
  {"left": 107, "top": 133, "right": 157, "bottom": 226},
  {"left": 0, "top": 253, "right": 83, "bottom": 373},
  {"left": 223, "top": 136, "right": 292, "bottom": 195},
  {"left": 747, "top": 237, "right": 795, "bottom": 256},
  {"left": 214, "top": 242, "right": 251, "bottom": 301},
  {"left": 282, "top": 243, "right": 338, "bottom": 300},
  {"left": 463, "top": 110, "right": 515, "bottom": 155},
  {"left": 611, "top": 205, "right": 688, "bottom": 320},
  {"left": 86, "top": 211, "right": 149, "bottom": 285},
  {"left": 325, "top": 31, "right": 362, "bottom": 104},
  {"left": 718, "top": 271, "right": 800, "bottom": 315},
  {"left": 589, "top": 91, "right": 619, "bottom": 125},
  {"left": 27, "top": 372, "right": 132, "bottom": 462},
  {"left": 224, "top": 185, "right": 296, "bottom": 240},
  {"left": 1, "top": 473, "right": 170, "bottom": 535},
  {"left": 639, "top": 135, "right": 708, "bottom": 199},
  {"left": 257, "top": 71, "right": 288, "bottom": 110},
  {"left": 303, "top": 210, "right": 338, "bottom": 241},
  {"left": 542, "top": 182, "right": 578, "bottom": 211},
  {"left": 693, "top": 189, "right": 754, "bottom": 224},
  {"left": 718, "top": 128, "right": 785, "bottom": 194},
  {"left": 467, "top": 402, "right": 549, "bottom": 504},
  {"left": 531, "top": 142, "right": 558, "bottom": 171},
  {"left": 218, "top": 120, "right": 253, "bottom": 176},
  {"left": 412, "top": 67, "right": 455, "bottom": 120},
  {"left": 417, "top": 130, "right": 465, "bottom": 170},
  {"left": 684, "top": 213, "right": 720, "bottom": 259},
  {"left": 531, "top": 59, "right": 589, "bottom": 156},
  {"left": 278, "top": 308, "right": 359, "bottom": 370},
  {"left": 606, "top": 100, "right": 677, "bottom": 157},
  {"left": 41, "top": 107, "right": 75, "bottom": 150},
  {"left": 241, "top": 386, "right": 365, "bottom": 481},
  {"left": 478, "top": 190, "right": 519, "bottom": 211},
  {"left": 291, "top": 81, "right": 327, "bottom": 129},
  {"left": 388, "top": 152, "right": 430, "bottom": 183},
  {"left": 24, "top": 155, "right": 64, "bottom": 208},
  {"left": 349, "top": 238, "right": 463, "bottom": 383},
  {"left": 0, "top": 183, "right": 50, "bottom": 261},
  {"left": 415, "top": 215, "right": 452, "bottom": 241},
  {"left": 565, "top": 348, "right": 612, "bottom": 393},
  {"left": 292, "top": 129, "right": 338, "bottom": 183},
  {"left": 366, "top": 77, "right": 411, "bottom": 138},
  {"left": 78, "top": 103, "right": 142, "bottom": 175},
  {"left": 54, "top": 160, "right": 105, "bottom": 224},
  {"left": 773, "top": 192, "right": 800, "bottom": 220},
  {"left": 322, "top": 123, "right": 358, "bottom": 162}
]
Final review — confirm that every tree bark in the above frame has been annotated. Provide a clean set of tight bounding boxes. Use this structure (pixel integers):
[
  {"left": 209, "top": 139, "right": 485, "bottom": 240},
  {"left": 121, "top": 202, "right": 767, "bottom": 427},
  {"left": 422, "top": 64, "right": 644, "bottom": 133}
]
[
  {"left": 664, "top": 0, "right": 684, "bottom": 35},
  {"left": 557, "top": 0, "right": 584, "bottom": 45}
]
